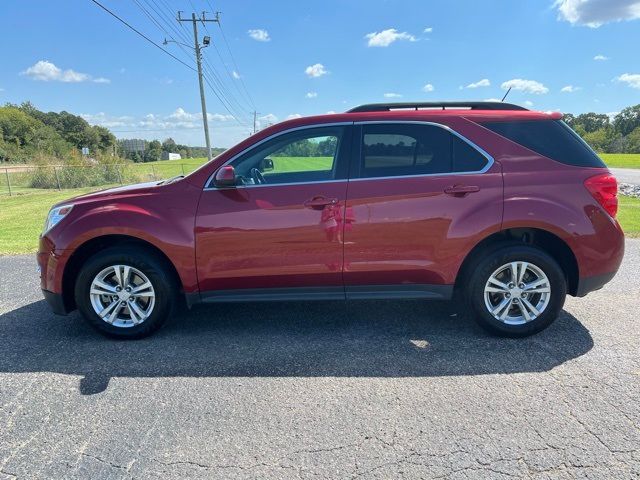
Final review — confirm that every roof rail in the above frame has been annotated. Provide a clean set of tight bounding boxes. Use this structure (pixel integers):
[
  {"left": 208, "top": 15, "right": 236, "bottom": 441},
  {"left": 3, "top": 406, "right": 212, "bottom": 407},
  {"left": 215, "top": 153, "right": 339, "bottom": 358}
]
[{"left": 347, "top": 101, "right": 528, "bottom": 113}]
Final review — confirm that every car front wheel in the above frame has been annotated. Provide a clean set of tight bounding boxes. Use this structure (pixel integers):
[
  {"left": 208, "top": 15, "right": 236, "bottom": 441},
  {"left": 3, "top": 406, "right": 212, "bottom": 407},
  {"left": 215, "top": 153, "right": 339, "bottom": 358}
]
[
  {"left": 75, "top": 247, "right": 176, "bottom": 339},
  {"left": 467, "top": 245, "right": 567, "bottom": 337}
]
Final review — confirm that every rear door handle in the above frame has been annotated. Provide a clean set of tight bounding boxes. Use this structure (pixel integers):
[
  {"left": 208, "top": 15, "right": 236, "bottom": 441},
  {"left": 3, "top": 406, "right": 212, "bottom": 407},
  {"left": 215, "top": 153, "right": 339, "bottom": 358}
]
[
  {"left": 444, "top": 185, "right": 480, "bottom": 196},
  {"left": 304, "top": 196, "right": 338, "bottom": 209}
]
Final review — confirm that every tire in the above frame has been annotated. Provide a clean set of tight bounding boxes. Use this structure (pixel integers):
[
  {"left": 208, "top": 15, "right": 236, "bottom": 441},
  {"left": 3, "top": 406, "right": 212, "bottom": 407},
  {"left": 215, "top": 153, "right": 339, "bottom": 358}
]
[
  {"left": 466, "top": 245, "right": 566, "bottom": 337},
  {"left": 74, "top": 246, "right": 177, "bottom": 339}
]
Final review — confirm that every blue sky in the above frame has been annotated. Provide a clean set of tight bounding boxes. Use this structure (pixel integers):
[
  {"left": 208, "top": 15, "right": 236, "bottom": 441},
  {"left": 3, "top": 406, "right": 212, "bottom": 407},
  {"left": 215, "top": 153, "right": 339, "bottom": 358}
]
[{"left": 1, "top": 0, "right": 640, "bottom": 147}]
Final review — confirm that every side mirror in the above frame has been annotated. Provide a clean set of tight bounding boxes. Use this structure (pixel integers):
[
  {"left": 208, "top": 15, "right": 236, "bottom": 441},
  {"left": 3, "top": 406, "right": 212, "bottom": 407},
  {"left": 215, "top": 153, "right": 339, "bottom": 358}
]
[
  {"left": 260, "top": 158, "right": 274, "bottom": 171},
  {"left": 214, "top": 165, "right": 236, "bottom": 187}
]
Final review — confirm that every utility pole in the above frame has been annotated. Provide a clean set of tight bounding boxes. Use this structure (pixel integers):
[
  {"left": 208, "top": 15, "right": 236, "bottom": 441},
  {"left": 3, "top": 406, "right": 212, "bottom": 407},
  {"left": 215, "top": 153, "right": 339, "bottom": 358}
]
[
  {"left": 176, "top": 11, "right": 219, "bottom": 161},
  {"left": 252, "top": 111, "right": 260, "bottom": 134}
]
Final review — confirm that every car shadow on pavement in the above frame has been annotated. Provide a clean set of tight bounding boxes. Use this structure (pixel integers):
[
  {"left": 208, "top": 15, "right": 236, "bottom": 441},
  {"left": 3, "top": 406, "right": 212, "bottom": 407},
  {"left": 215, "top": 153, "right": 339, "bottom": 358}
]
[{"left": 0, "top": 299, "right": 593, "bottom": 395}]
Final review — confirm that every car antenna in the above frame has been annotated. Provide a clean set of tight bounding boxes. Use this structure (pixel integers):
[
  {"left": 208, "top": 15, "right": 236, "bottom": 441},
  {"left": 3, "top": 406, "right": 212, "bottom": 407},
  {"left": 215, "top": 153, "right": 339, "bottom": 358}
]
[{"left": 501, "top": 87, "right": 512, "bottom": 102}]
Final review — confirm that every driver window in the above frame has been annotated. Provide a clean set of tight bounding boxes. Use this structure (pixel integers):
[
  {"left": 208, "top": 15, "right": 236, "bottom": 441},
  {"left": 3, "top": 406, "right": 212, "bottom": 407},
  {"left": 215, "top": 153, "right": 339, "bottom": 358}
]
[{"left": 231, "top": 127, "right": 343, "bottom": 186}]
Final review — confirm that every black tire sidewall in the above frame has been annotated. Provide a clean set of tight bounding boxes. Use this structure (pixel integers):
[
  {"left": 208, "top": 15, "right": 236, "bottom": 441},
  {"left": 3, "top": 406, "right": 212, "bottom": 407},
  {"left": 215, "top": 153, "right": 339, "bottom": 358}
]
[
  {"left": 467, "top": 245, "right": 566, "bottom": 337},
  {"left": 75, "top": 247, "right": 176, "bottom": 339}
]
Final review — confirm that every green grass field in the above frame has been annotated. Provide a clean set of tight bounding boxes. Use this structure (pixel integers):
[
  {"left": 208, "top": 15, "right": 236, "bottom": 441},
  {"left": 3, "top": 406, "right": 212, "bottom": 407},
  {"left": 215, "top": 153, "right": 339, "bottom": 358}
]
[
  {"left": 600, "top": 153, "right": 640, "bottom": 169},
  {"left": 0, "top": 187, "right": 113, "bottom": 255},
  {"left": 1, "top": 185, "right": 638, "bottom": 254}
]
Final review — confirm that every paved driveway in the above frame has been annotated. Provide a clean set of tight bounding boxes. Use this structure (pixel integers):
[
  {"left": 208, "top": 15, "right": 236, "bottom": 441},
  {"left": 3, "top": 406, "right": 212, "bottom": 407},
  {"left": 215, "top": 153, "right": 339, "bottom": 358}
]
[
  {"left": 610, "top": 167, "right": 640, "bottom": 186},
  {"left": 0, "top": 241, "right": 638, "bottom": 479}
]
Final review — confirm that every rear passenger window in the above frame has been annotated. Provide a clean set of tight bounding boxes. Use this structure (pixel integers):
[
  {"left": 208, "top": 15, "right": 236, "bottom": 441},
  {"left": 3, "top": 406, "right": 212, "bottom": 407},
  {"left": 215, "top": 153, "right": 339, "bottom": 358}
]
[
  {"left": 359, "top": 123, "right": 489, "bottom": 178},
  {"left": 453, "top": 136, "right": 488, "bottom": 172},
  {"left": 481, "top": 120, "right": 606, "bottom": 168}
]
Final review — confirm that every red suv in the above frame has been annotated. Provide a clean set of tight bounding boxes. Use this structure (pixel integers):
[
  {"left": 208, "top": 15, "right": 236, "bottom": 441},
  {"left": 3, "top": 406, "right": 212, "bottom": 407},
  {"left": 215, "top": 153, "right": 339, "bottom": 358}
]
[{"left": 38, "top": 102, "right": 624, "bottom": 338}]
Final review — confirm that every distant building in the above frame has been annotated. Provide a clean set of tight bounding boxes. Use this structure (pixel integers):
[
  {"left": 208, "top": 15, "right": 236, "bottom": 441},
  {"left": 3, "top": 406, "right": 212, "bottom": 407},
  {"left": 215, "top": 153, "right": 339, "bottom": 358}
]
[
  {"left": 161, "top": 152, "right": 182, "bottom": 160},
  {"left": 120, "top": 139, "right": 146, "bottom": 154}
]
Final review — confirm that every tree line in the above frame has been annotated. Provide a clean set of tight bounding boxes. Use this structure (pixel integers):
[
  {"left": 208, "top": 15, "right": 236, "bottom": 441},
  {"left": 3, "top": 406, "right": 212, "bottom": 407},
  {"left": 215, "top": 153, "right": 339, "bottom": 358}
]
[
  {"left": 2, "top": 101, "right": 640, "bottom": 165},
  {"left": 563, "top": 104, "right": 640, "bottom": 153},
  {"left": 0, "top": 102, "right": 116, "bottom": 163},
  {"left": 118, "top": 138, "right": 225, "bottom": 163}
]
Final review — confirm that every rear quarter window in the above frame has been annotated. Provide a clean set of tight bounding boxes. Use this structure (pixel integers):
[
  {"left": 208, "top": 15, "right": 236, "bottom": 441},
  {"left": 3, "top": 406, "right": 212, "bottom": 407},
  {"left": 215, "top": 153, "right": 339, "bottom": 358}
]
[{"left": 481, "top": 119, "right": 606, "bottom": 168}]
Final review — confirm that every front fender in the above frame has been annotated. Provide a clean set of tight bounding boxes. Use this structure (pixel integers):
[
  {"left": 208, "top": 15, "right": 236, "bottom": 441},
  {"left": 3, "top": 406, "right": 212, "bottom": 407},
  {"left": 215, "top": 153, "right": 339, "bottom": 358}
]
[{"left": 43, "top": 182, "right": 201, "bottom": 294}]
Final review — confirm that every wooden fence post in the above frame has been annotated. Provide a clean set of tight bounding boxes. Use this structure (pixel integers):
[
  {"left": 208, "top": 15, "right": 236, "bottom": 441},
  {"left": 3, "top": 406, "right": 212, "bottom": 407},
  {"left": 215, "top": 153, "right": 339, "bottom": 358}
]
[
  {"left": 4, "top": 169, "right": 11, "bottom": 196},
  {"left": 54, "top": 166, "right": 61, "bottom": 190}
]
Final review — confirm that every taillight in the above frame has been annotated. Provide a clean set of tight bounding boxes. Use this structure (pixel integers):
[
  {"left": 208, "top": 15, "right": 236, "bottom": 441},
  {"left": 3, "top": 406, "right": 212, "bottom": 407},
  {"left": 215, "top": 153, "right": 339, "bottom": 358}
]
[{"left": 584, "top": 173, "right": 618, "bottom": 218}]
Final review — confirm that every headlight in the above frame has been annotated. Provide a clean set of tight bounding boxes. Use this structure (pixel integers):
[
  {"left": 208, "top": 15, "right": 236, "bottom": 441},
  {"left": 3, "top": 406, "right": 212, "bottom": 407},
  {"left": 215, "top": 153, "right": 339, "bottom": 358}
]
[{"left": 44, "top": 204, "right": 74, "bottom": 234}]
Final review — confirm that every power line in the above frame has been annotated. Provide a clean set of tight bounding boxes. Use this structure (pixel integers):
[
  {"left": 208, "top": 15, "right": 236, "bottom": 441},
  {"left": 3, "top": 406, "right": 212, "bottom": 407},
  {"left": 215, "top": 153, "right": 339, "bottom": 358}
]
[
  {"left": 217, "top": 20, "right": 257, "bottom": 110},
  {"left": 89, "top": 0, "right": 196, "bottom": 72}
]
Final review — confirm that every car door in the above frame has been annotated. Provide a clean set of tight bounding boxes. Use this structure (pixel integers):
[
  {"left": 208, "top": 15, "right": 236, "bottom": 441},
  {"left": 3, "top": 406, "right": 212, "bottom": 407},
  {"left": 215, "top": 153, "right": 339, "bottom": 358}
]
[
  {"left": 343, "top": 121, "right": 503, "bottom": 298},
  {"left": 195, "top": 124, "right": 352, "bottom": 300}
]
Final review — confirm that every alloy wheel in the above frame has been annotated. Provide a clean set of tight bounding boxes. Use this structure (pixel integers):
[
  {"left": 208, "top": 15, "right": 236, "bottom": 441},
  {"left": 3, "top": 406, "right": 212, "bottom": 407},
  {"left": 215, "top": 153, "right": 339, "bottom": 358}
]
[
  {"left": 483, "top": 261, "right": 551, "bottom": 325},
  {"left": 89, "top": 265, "right": 156, "bottom": 328}
]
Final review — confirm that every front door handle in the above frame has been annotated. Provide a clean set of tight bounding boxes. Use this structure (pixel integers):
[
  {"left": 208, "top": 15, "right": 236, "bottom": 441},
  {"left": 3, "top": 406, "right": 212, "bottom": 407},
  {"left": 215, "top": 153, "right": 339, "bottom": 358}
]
[
  {"left": 304, "top": 196, "right": 338, "bottom": 210},
  {"left": 444, "top": 185, "right": 480, "bottom": 196}
]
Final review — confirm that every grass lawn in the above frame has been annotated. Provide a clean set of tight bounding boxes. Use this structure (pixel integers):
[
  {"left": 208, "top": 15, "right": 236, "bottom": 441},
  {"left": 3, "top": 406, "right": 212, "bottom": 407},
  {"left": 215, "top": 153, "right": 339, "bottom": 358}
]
[
  {"left": 0, "top": 187, "right": 112, "bottom": 255},
  {"left": 600, "top": 153, "right": 640, "bottom": 169},
  {"left": 1, "top": 182, "right": 639, "bottom": 254},
  {"left": 618, "top": 195, "right": 640, "bottom": 238}
]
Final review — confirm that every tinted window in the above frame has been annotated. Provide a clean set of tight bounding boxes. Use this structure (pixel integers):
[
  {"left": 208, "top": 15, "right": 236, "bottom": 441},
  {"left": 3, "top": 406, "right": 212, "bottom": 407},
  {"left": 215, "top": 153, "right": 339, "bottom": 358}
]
[
  {"left": 359, "top": 124, "right": 488, "bottom": 178},
  {"left": 482, "top": 120, "right": 605, "bottom": 168},
  {"left": 230, "top": 127, "right": 343, "bottom": 185},
  {"left": 453, "top": 136, "right": 488, "bottom": 172},
  {"left": 361, "top": 124, "right": 451, "bottom": 177}
]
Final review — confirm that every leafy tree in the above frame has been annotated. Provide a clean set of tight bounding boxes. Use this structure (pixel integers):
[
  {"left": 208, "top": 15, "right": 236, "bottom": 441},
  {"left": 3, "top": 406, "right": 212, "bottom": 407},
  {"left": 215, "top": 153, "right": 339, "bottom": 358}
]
[
  {"left": 144, "top": 140, "right": 162, "bottom": 162},
  {"left": 582, "top": 128, "right": 614, "bottom": 153},
  {"left": 162, "top": 138, "right": 177, "bottom": 153},
  {"left": 613, "top": 105, "right": 640, "bottom": 136},
  {"left": 625, "top": 126, "right": 640, "bottom": 153},
  {"left": 573, "top": 113, "right": 610, "bottom": 133}
]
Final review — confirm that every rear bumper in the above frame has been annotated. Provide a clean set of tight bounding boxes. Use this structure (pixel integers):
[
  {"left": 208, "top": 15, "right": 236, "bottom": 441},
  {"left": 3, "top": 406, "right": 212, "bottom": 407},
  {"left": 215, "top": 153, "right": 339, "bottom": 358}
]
[
  {"left": 575, "top": 271, "right": 617, "bottom": 297},
  {"left": 42, "top": 289, "right": 70, "bottom": 315}
]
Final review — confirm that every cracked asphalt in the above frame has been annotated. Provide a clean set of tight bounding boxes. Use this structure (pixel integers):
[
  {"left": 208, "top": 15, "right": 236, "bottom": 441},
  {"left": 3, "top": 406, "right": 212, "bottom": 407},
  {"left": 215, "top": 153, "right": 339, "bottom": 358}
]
[{"left": 0, "top": 241, "right": 639, "bottom": 479}]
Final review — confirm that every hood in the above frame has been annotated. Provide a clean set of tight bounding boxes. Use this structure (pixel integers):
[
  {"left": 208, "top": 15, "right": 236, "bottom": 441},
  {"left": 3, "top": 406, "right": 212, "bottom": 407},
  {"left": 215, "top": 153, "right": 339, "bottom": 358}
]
[{"left": 54, "top": 181, "right": 163, "bottom": 207}]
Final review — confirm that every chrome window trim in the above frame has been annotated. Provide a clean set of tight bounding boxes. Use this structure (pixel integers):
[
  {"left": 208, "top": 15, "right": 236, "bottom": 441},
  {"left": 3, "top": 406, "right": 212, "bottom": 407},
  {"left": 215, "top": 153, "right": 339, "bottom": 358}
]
[
  {"left": 204, "top": 122, "right": 353, "bottom": 190},
  {"left": 203, "top": 120, "right": 494, "bottom": 190}
]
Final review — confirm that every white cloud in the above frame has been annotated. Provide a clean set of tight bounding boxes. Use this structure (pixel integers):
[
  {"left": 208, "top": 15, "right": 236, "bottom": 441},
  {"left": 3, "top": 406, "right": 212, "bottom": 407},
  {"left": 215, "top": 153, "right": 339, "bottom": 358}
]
[
  {"left": 422, "top": 83, "right": 434, "bottom": 92},
  {"left": 594, "top": 54, "right": 609, "bottom": 61},
  {"left": 616, "top": 73, "right": 640, "bottom": 89},
  {"left": 465, "top": 78, "right": 491, "bottom": 89},
  {"left": 383, "top": 92, "right": 403, "bottom": 98},
  {"left": 484, "top": 98, "right": 503, "bottom": 102},
  {"left": 501, "top": 78, "right": 549, "bottom": 94},
  {"left": 561, "top": 85, "right": 581, "bottom": 92},
  {"left": 524, "top": 100, "right": 534, "bottom": 107},
  {"left": 423, "top": 27, "right": 433, "bottom": 33},
  {"left": 305, "top": 63, "right": 328, "bottom": 78},
  {"left": 305, "top": 91, "right": 318, "bottom": 98},
  {"left": 286, "top": 113, "right": 302, "bottom": 120},
  {"left": 554, "top": 0, "right": 640, "bottom": 28},
  {"left": 326, "top": 111, "right": 337, "bottom": 114},
  {"left": 248, "top": 29, "right": 270, "bottom": 42},
  {"left": 260, "top": 113, "right": 278, "bottom": 123},
  {"left": 232, "top": 70, "right": 241, "bottom": 79},
  {"left": 365, "top": 28, "right": 417, "bottom": 47},
  {"left": 22, "top": 60, "right": 109, "bottom": 84}
]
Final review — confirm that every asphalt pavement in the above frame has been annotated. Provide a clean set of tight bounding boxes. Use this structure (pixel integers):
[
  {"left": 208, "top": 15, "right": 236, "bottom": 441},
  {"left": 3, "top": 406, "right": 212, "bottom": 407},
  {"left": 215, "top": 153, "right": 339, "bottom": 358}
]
[
  {"left": 610, "top": 167, "right": 640, "bottom": 186},
  {"left": 0, "top": 241, "right": 638, "bottom": 479}
]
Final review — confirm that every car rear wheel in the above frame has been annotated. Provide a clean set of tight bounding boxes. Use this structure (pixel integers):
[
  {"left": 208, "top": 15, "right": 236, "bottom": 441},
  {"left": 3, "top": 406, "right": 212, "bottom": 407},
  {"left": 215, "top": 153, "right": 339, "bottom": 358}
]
[
  {"left": 75, "top": 247, "right": 176, "bottom": 339},
  {"left": 466, "top": 245, "right": 566, "bottom": 337}
]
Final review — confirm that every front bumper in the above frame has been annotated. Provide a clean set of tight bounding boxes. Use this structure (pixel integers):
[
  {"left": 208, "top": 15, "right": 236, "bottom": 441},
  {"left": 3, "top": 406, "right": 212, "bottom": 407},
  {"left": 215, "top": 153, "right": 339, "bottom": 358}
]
[{"left": 42, "top": 289, "right": 70, "bottom": 315}]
